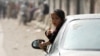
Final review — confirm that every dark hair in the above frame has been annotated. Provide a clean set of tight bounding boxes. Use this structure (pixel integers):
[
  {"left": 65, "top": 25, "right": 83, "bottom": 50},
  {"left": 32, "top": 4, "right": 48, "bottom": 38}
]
[{"left": 54, "top": 9, "right": 65, "bottom": 21}]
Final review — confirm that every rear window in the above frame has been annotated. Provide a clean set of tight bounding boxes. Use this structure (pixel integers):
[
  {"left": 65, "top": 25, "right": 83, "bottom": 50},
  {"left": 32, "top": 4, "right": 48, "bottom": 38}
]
[{"left": 62, "top": 19, "right": 100, "bottom": 50}]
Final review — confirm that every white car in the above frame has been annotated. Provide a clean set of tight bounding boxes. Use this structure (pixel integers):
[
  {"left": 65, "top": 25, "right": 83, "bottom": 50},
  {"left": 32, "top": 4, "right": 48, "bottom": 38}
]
[{"left": 32, "top": 14, "right": 100, "bottom": 56}]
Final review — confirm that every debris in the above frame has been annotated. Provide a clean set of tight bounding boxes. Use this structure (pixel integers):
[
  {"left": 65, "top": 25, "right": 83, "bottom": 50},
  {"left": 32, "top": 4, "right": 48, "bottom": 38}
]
[
  {"left": 35, "top": 29, "right": 42, "bottom": 32},
  {"left": 26, "top": 29, "right": 31, "bottom": 32}
]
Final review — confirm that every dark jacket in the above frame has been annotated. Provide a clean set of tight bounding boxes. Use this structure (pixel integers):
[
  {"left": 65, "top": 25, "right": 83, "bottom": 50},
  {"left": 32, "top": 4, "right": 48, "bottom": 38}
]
[{"left": 45, "top": 21, "right": 65, "bottom": 44}]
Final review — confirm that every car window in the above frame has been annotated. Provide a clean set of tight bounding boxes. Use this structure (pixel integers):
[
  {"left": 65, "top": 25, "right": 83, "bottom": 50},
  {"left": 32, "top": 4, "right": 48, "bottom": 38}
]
[{"left": 62, "top": 19, "right": 100, "bottom": 50}]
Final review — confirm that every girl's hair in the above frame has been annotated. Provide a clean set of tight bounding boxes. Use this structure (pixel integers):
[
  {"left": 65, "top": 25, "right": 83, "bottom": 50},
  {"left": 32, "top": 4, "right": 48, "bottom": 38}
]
[{"left": 54, "top": 9, "right": 65, "bottom": 21}]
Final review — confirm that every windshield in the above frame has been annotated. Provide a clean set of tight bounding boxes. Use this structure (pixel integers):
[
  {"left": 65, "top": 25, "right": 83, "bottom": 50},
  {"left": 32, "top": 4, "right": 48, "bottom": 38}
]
[{"left": 62, "top": 19, "right": 100, "bottom": 50}]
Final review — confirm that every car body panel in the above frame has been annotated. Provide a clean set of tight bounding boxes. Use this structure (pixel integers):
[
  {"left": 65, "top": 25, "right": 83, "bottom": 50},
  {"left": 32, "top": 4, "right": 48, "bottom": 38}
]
[
  {"left": 60, "top": 50, "right": 100, "bottom": 56},
  {"left": 46, "top": 14, "right": 100, "bottom": 56}
]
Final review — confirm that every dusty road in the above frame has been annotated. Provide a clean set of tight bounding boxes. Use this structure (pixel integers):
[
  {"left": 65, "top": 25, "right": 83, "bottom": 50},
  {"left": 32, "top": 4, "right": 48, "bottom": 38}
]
[{"left": 0, "top": 18, "right": 48, "bottom": 56}]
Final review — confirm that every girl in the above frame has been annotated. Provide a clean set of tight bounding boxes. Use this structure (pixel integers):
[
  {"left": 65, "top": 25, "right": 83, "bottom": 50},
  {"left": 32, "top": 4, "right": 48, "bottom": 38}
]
[{"left": 39, "top": 9, "right": 66, "bottom": 49}]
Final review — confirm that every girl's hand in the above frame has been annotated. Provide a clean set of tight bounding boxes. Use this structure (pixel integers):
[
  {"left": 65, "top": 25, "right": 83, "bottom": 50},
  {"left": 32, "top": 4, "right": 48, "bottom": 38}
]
[
  {"left": 46, "top": 26, "right": 53, "bottom": 36},
  {"left": 46, "top": 30, "right": 52, "bottom": 36},
  {"left": 39, "top": 42, "right": 46, "bottom": 49}
]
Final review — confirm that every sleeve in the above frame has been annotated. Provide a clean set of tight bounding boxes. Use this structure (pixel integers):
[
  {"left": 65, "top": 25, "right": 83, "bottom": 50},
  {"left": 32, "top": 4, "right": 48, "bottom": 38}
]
[
  {"left": 45, "top": 30, "right": 58, "bottom": 44},
  {"left": 45, "top": 31, "right": 52, "bottom": 40},
  {"left": 49, "top": 31, "right": 58, "bottom": 44}
]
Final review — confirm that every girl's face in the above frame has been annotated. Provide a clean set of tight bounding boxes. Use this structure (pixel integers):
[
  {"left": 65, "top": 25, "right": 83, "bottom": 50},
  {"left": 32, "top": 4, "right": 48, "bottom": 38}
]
[{"left": 51, "top": 13, "right": 62, "bottom": 27}]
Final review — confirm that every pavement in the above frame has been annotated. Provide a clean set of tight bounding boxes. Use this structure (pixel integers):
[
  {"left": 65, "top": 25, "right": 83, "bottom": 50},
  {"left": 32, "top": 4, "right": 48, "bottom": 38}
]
[
  {"left": 0, "top": 23, "right": 7, "bottom": 56},
  {"left": 0, "top": 18, "right": 48, "bottom": 56},
  {"left": 32, "top": 21, "right": 50, "bottom": 30}
]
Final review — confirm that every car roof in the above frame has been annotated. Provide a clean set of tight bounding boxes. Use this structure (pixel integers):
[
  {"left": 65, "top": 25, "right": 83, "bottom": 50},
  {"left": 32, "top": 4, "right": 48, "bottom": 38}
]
[{"left": 66, "top": 14, "right": 100, "bottom": 22}]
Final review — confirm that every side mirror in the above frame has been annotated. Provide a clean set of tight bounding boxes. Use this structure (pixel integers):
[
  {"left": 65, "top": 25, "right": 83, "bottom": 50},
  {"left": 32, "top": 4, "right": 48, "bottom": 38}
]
[{"left": 31, "top": 39, "right": 45, "bottom": 49}]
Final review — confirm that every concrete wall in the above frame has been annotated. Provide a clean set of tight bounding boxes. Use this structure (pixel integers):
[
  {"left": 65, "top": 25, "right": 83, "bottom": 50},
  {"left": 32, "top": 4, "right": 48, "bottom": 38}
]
[
  {"left": 48, "top": 0, "right": 100, "bottom": 15},
  {"left": 70, "top": 0, "right": 77, "bottom": 15},
  {"left": 95, "top": 0, "right": 100, "bottom": 13},
  {"left": 79, "top": 0, "right": 90, "bottom": 14},
  {"left": 61, "top": 0, "right": 67, "bottom": 15}
]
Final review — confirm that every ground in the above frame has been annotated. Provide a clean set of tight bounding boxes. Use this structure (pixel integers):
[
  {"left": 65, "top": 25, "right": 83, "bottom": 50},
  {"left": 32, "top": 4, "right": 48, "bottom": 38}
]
[{"left": 0, "top": 18, "right": 48, "bottom": 56}]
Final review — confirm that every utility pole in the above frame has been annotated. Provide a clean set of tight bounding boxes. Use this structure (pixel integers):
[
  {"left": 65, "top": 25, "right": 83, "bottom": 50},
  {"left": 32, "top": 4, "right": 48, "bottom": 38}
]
[
  {"left": 76, "top": 0, "right": 80, "bottom": 14},
  {"left": 90, "top": 0, "right": 95, "bottom": 13},
  {"left": 66, "top": 0, "right": 70, "bottom": 15},
  {"left": 59, "top": 0, "right": 62, "bottom": 9}
]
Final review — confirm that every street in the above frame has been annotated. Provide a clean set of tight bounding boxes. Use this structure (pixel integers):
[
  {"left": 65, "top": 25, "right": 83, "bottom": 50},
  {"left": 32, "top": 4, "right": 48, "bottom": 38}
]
[{"left": 0, "top": 18, "right": 48, "bottom": 56}]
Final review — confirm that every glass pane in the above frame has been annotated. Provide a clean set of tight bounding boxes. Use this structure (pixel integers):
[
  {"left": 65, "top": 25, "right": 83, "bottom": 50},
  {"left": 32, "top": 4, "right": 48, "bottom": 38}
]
[{"left": 63, "top": 19, "right": 100, "bottom": 50}]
